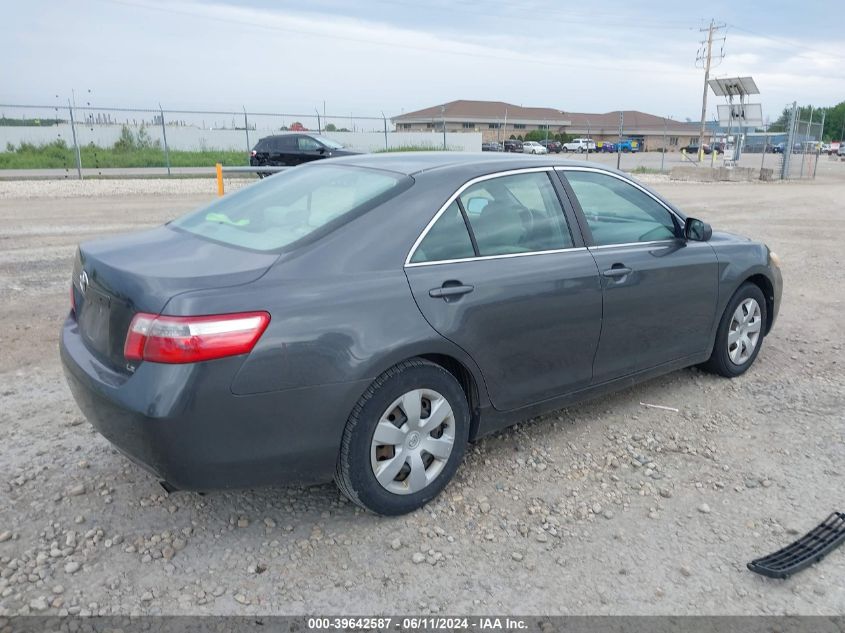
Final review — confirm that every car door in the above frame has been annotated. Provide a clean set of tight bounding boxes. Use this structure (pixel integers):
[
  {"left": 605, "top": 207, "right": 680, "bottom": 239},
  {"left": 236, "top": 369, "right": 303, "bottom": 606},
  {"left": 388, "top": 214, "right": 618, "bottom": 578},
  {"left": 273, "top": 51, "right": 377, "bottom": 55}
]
[
  {"left": 557, "top": 167, "right": 718, "bottom": 384},
  {"left": 404, "top": 169, "right": 603, "bottom": 411},
  {"left": 272, "top": 135, "right": 297, "bottom": 165}
]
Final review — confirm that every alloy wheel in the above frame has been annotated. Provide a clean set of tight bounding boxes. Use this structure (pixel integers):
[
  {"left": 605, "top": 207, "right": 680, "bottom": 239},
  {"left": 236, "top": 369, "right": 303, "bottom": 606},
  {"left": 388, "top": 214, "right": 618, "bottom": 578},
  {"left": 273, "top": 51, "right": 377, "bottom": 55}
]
[
  {"left": 370, "top": 389, "right": 455, "bottom": 495},
  {"left": 728, "top": 298, "right": 762, "bottom": 365}
]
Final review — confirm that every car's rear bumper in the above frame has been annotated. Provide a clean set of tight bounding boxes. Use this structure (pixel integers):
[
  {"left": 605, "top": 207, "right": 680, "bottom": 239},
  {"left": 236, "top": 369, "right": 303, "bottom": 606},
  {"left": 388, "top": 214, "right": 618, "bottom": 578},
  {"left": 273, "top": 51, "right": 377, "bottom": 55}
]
[{"left": 60, "top": 315, "right": 370, "bottom": 490}]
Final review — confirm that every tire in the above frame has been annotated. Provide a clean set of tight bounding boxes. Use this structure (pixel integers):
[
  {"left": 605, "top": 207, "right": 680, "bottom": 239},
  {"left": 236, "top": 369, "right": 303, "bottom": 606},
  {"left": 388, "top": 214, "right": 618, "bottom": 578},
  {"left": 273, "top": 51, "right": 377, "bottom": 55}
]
[
  {"left": 703, "top": 282, "right": 767, "bottom": 378},
  {"left": 335, "top": 358, "right": 470, "bottom": 515}
]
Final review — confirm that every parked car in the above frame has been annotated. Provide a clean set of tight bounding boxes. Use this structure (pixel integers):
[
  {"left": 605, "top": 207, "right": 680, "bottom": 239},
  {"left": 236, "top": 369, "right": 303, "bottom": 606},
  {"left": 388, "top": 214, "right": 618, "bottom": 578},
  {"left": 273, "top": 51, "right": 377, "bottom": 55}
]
[
  {"left": 481, "top": 141, "right": 503, "bottom": 152},
  {"left": 681, "top": 143, "right": 712, "bottom": 155},
  {"left": 616, "top": 139, "right": 641, "bottom": 153},
  {"left": 838, "top": 144, "right": 845, "bottom": 157},
  {"left": 249, "top": 133, "right": 359, "bottom": 175},
  {"left": 596, "top": 141, "right": 616, "bottom": 153},
  {"left": 503, "top": 139, "right": 524, "bottom": 153},
  {"left": 522, "top": 141, "right": 548, "bottom": 154},
  {"left": 61, "top": 154, "right": 782, "bottom": 516},
  {"left": 772, "top": 143, "right": 785, "bottom": 154},
  {"left": 538, "top": 140, "right": 562, "bottom": 153},
  {"left": 562, "top": 138, "right": 596, "bottom": 153}
]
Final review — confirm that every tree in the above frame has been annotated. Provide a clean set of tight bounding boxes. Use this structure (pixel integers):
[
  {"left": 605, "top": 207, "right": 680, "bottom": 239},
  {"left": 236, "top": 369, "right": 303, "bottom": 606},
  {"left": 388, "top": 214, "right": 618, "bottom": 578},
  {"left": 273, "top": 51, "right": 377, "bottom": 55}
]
[
  {"left": 324, "top": 123, "right": 337, "bottom": 132},
  {"left": 767, "top": 101, "right": 845, "bottom": 141}
]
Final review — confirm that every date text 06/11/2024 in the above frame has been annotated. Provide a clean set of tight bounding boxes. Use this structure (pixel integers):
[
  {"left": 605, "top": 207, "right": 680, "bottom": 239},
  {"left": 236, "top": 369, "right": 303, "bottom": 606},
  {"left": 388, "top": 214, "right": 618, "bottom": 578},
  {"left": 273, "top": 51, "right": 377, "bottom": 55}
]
[{"left": 306, "top": 617, "right": 529, "bottom": 630}]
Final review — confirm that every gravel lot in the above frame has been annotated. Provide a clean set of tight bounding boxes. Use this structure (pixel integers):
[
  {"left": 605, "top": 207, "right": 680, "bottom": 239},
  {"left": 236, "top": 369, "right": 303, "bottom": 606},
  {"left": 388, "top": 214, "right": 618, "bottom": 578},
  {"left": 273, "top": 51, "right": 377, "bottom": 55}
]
[{"left": 0, "top": 167, "right": 843, "bottom": 617}]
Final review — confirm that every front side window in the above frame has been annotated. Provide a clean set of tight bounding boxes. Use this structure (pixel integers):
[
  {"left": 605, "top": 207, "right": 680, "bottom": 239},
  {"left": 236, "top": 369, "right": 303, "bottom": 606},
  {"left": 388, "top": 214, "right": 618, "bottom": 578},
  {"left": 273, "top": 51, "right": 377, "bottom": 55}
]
[
  {"left": 172, "top": 165, "right": 405, "bottom": 251},
  {"left": 563, "top": 171, "right": 678, "bottom": 246},
  {"left": 298, "top": 136, "right": 322, "bottom": 151},
  {"left": 459, "top": 172, "right": 573, "bottom": 256}
]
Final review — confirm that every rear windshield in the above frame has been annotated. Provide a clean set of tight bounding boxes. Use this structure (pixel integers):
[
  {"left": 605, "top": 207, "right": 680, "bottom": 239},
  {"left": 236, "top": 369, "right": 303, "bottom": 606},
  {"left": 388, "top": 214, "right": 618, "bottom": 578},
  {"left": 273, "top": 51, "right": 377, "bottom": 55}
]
[{"left": 171, "top": 165, "right": 405, "bottom": 251}]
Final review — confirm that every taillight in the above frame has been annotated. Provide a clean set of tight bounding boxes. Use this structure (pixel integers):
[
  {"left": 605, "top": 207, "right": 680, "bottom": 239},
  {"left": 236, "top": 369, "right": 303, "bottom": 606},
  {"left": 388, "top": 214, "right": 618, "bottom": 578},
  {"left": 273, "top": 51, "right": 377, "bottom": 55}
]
[
  {"left": 124, "top": 311, "right": 270, "bottom": 364},
  {"left": 250, "top": 150, "right": 257, "bottom": 157}
]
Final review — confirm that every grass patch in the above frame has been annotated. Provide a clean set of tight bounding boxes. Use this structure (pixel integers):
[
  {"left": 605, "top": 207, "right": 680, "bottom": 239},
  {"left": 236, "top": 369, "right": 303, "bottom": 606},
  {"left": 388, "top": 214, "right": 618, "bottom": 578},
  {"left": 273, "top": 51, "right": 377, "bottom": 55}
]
[
  {"left": 628, "top": 166, "right": 666, "bottom": 175},
  {"left": 0, "top": 142, "right": 248, "bottom": 169}
]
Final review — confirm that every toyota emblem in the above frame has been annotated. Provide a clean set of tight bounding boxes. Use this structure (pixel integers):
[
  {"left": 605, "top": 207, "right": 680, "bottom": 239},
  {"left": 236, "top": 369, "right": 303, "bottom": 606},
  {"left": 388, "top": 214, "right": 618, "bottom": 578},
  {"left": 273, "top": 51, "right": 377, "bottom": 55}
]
[{"left": 79, "top": 270, "right": 89, "bottom": 295}]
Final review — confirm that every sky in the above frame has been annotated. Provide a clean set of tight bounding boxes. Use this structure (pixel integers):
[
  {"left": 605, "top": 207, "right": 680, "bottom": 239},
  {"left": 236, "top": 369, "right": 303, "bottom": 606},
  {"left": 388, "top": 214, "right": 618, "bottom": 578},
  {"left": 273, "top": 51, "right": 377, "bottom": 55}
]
[{"left": 2, "top": 0, "right": 844, "bottom": 124}]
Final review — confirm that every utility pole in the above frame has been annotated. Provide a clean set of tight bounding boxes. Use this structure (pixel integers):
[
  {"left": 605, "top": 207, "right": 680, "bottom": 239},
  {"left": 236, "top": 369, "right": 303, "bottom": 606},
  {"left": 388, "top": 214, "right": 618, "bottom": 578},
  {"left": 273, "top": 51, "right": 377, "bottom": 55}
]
[
  {"left": 441, "top": 105, "right": 447, "bottom": 150},
  {"left": 696, "top": 20, "right": 725, "bottom": 162}
]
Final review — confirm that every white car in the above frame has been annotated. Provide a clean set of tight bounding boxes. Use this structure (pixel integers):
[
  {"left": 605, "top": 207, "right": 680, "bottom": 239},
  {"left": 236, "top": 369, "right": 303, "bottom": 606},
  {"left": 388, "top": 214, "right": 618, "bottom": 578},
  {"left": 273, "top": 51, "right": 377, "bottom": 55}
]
[
  {"left": 522, "top": 141, "right": 548, "bottom": 155},
  {"left": 562, "top": 138, "right": 597, "bottom": 153}
]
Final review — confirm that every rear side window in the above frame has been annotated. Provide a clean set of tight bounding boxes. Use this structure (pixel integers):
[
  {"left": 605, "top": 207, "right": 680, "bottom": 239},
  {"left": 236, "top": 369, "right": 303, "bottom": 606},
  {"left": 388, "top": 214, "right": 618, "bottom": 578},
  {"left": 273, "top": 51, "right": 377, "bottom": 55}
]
[
  {"left": 172, "top": 165, "right": 405, "bottom": 251},
  {"left": 410, "top": 201, "right": 475, "bottom": 263},
  {"left": 459, "top": 172, "right": 573, "bottom": 256}
]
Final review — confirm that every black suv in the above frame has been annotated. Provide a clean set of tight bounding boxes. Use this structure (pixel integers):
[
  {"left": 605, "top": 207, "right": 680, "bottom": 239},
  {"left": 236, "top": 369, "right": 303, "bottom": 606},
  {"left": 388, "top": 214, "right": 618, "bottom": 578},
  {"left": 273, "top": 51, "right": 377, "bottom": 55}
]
[
  {"left": 250, "top": 134, "right": 359, "bottom": 172},
  {"left": 503, "top": 139, "right": 524, "bottom": 153}
]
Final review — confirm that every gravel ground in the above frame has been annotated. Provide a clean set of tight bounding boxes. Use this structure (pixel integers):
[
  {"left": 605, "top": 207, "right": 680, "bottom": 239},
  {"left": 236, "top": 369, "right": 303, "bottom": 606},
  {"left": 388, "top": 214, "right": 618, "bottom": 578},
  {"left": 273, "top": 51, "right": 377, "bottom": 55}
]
[{"left": 0, "top": 168, "right": 843, "bottom": 617}]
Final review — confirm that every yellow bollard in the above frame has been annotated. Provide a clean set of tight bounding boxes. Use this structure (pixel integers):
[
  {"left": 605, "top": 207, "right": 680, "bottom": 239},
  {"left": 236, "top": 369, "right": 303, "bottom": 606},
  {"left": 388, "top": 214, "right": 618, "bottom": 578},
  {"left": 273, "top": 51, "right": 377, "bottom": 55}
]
[
  {"left": 711, "top": 148, "right": 717, "bottom": 167},
  {"left": 216, "top": 163, "right": 224, "bottom": 197}
]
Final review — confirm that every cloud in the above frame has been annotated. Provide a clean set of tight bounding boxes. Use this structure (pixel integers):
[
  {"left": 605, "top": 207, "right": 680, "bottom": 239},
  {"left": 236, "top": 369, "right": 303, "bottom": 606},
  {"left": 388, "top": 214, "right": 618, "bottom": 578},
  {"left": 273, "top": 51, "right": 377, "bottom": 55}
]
[{"left": 2, "top": 0, "right": 843, "bottom": 122}]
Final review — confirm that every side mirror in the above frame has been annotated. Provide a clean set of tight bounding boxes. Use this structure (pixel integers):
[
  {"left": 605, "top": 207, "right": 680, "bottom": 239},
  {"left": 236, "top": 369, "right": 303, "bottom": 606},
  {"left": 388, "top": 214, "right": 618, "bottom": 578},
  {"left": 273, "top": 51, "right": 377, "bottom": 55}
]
[
  {"left": 317, "top": 147, "right": 326, "bottom": 154},
  {"left": 684, "top": 217, "right": 712, "bottom": 242}
]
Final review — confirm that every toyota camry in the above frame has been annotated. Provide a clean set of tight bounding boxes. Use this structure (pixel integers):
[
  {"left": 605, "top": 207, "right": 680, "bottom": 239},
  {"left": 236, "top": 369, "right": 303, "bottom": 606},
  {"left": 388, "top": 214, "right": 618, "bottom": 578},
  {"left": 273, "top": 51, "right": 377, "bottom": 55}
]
[{"left": 60, "top": 153, "right": 782, "bottom": 515}]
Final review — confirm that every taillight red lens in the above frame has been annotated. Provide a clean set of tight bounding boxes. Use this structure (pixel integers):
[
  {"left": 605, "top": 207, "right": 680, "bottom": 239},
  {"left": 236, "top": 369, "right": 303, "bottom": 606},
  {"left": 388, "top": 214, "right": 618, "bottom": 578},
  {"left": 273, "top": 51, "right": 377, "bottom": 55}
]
[
  {"left": 124, "top": 311, "right": 270, "bottom": 364},
  {"left": 250, "top": 150, "right": 257, "bottom": 156}
]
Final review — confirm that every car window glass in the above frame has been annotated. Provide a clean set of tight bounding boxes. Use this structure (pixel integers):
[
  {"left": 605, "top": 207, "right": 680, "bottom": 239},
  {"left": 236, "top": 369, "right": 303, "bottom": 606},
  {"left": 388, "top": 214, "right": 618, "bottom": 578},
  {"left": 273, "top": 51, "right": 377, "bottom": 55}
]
[
  {"left": 277, "top": 136, "right": 296, "bottom": 149},
  {"left": 458, "top": 172, "right": 573, "bottom": 256},
  {"left": 410, "top": 201, "right": 475, "bottom": 264},
  {"left": 298, "top": 136, "right": 322, "bottom": 151},
  {"left": 173, "top": 165, "right": 404, "bottom": 251},
  {"left": 564, "top": 171, "right": 677, "bottom": 246}
]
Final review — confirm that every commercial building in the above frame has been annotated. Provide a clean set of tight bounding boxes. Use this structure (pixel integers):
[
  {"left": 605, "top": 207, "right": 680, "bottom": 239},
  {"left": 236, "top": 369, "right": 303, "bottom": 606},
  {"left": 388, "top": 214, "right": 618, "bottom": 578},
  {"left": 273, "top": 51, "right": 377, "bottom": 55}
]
[{"left": 392, "top": 100, "right": 702, "bottom": 150}]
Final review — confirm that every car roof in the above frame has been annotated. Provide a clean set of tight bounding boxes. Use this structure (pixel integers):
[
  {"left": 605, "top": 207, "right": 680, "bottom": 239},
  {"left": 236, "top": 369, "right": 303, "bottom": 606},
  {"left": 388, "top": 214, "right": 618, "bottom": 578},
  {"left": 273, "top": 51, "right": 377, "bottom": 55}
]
[{"left": 323, "top": 151, "right": 627, "bottom": 177}]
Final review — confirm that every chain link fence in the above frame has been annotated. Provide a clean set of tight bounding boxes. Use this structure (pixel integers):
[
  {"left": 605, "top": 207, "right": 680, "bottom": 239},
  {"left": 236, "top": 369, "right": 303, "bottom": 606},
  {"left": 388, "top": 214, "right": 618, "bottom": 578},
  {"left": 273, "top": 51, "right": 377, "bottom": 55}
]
[
  {"left": 0, "top": 103, "right": 480, "bottom": 178},
  {"left": 0, "top": 102, "right": 828, "bottom": 180}
]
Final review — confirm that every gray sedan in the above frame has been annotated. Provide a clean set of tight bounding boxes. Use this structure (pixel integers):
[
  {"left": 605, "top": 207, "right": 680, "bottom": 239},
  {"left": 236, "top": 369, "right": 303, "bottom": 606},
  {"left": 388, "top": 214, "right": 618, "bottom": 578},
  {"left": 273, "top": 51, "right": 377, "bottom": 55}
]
[{"left": 60, "top": 153, "right": 782, "bottom": 515}]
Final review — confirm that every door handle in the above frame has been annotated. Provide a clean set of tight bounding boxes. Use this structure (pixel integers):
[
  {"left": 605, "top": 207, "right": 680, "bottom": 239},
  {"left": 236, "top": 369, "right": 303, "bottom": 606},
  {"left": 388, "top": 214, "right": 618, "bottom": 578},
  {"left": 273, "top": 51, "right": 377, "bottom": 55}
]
[
  {"left": 429, "top": 283, "right": 474, "bottom": 299},
  {"left": 602, "top": 265, "right": 632, "bottom": 278}
]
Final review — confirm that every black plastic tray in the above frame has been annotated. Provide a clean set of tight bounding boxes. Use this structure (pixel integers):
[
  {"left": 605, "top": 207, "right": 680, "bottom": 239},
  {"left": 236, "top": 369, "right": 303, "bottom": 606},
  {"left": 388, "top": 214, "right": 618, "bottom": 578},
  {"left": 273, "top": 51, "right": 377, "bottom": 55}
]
[{"left": 748, "top": 511, "right": 845, "bottom": 579}]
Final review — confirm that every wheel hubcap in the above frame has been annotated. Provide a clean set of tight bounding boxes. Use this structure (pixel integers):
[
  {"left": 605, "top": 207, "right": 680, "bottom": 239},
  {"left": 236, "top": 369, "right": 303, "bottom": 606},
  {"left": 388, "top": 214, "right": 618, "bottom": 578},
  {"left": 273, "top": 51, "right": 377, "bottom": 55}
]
[
  {"left": 370, "top": 389, "right": 455, "bottom": 495},
  {"left": 728, "top": 298, "right": 762, "bottom": 365}
]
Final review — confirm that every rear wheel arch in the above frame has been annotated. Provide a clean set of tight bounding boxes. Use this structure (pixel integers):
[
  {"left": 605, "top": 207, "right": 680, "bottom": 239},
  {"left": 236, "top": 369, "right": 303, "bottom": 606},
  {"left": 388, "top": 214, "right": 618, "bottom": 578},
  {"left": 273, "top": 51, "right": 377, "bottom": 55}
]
[{"left": 418, "top": 353, "right": 482, "bottom": 441}]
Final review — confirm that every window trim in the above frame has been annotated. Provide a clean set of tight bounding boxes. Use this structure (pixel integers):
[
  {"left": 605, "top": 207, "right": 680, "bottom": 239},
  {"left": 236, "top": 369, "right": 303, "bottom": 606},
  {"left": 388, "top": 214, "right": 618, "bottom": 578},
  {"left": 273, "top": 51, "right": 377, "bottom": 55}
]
[
  {"left": 554, "top": 166, "right": 684, "bottom": 248},
  {"left": 405, "top": 167, "right": 581, "bottom": 267}
]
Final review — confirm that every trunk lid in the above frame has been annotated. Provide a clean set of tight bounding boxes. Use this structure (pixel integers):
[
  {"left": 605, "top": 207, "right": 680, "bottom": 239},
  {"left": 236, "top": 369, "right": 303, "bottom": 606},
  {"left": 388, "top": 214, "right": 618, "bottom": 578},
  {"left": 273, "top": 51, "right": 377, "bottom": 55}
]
[{"left": 72, "top": 225, "right": 278, "bottom": 372}]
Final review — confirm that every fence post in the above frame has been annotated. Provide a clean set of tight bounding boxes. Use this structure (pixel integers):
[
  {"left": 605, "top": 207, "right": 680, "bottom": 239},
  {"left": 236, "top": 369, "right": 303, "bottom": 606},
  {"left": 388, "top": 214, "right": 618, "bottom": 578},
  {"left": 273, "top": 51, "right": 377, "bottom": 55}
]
[
  {"left": 216, "top": 163, "right": 224, "bottom": 196},
  {"left": 243, "top": 107, "right": 250, "bottom": 153},
  {"left": 616, "top": 111, "right": 623, "bottom": 170},
  {"left": 799, "top": 106, "right": 813, "bottom": 179},
  {"left": 67, "top": 100, "right": 83, "bottom": 180},
  {"left": 381, "top": 111, "right": 388, "bottom": 151},
  {"left": 585, "top": 119, "right": 590, "bottom": 161},
  {"left": 159, "top": 104, "right": 171, "bottom": 176},
  {"left": 781, "top": 102, "right": 798, "bottom": 180},
  {"left": 316, "top": 109, "right": 322, "bottom": 135},
  {"left": 814, "top": 110, "right": 825, "bottom": 179},
  {"left": 661, "top": 117, "right": 667, "bottom": 173},
  {"left": 760, "top": 130, "right": 767, "bottom": 176}
]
